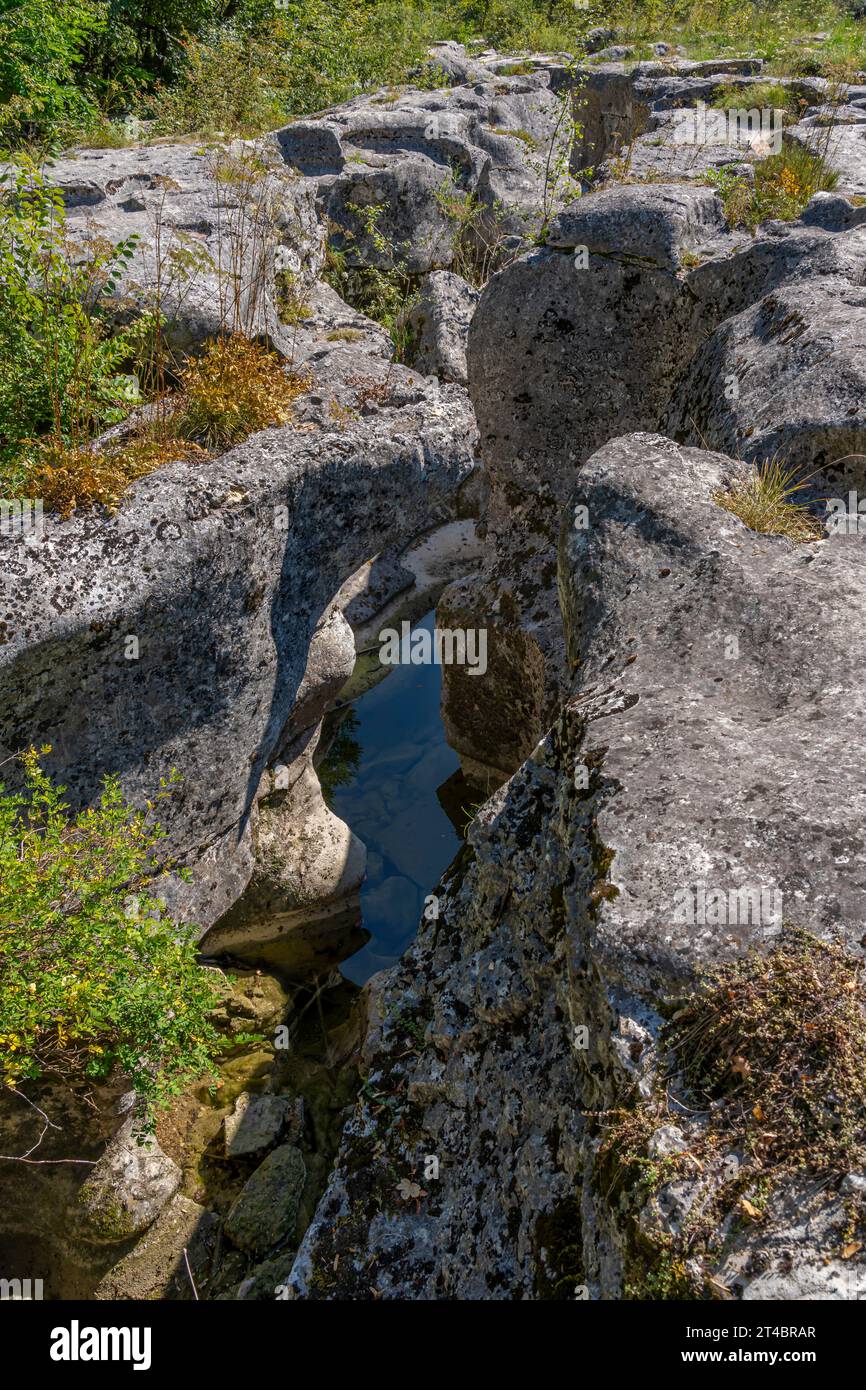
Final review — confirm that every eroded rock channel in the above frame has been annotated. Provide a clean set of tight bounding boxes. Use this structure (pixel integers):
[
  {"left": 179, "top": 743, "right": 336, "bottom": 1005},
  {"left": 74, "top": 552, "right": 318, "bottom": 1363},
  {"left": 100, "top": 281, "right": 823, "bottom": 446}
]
[{"left": 3, "top": 36, "right": 866, "bottom": 1302}]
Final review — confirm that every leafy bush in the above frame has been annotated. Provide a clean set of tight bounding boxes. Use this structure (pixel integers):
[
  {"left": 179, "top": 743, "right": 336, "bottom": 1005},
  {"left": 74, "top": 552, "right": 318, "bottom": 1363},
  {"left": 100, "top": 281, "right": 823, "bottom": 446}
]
[
  {"left": 0, "top": 159, "right": 142, "bottom": 490},
  {"left": 149, "top": 21, "right": 288, "bottom": 138},
  {"left": 149, "top": 1, "right": 444, "bottom": 138},
  {"left": 0, "top": 753, "right": 223, "bottom": 1119},
  {"left": 0, "top": 0, "right": 102, "bottom": 147},
  {"left": 4, "top": 1, "right": 863, "bottom": 149}
]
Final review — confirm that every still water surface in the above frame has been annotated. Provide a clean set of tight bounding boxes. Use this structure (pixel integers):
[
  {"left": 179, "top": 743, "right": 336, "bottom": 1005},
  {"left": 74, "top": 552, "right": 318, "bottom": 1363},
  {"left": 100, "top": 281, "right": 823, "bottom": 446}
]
[{"left": 322, "top": 611, "right": 464, "bottom": 985}]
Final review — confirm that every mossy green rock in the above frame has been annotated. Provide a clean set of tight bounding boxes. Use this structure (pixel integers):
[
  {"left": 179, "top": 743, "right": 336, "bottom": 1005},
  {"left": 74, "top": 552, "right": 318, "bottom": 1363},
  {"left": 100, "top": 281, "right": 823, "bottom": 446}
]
[{"left": 224, "top": 1144, "right": 306, "bottom": 1254}]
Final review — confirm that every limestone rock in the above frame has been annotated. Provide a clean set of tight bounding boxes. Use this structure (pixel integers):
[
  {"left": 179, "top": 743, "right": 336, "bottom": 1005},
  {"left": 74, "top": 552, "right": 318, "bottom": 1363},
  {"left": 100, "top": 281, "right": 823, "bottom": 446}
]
[
  {"left": 71, "top": 1114, "right": 181, "bottom": 1245},
  {"left": 93, "top": 1195, "right": 220, "bottom": 1300},
  {"left": 225, "top": 1145, "right": 306, "bottom": 1254},
  {"left": 663, "top": 226, "right": 866, "bottom": 473},
  {"left": 406, "top": 270, "right": 480, "bottom": 384},
  {"left": 545, "top": 183, "right": 726, "bottom": 270},
  {"left": 223, "top": 1092, "right": 295, "bottom": 1158},
  {"left": 271, "top": 63, "right": 574, "bottom": 270}
]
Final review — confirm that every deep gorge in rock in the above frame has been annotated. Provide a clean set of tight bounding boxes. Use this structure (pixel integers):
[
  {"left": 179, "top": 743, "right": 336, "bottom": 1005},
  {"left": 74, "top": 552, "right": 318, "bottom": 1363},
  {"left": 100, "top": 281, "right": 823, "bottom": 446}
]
[{"left": 3, "top": 7, "right": 866, "bottom": 1318}]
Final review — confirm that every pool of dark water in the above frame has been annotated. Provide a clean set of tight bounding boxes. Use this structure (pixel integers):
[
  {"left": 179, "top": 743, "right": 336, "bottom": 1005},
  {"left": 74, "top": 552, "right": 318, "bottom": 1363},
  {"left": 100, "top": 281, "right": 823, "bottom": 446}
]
[{"left": 319, "top": 611, "right": 466, "bottom": 986}]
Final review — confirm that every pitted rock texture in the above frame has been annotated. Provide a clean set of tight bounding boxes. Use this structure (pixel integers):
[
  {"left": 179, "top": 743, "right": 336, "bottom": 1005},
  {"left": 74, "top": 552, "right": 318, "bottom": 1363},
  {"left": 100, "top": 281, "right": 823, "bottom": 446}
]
[
  {"left": 288, "top": 433, "right": 866, "bottom": 1301},
  {"left": 9, "top": 141, "right": 326, "bottom": 358},
  {"left": 270, "top": 59, "right": 574, "bottom": 272},
  {"left": 0, "top": 353, "right": 477, "bottom": 933}
]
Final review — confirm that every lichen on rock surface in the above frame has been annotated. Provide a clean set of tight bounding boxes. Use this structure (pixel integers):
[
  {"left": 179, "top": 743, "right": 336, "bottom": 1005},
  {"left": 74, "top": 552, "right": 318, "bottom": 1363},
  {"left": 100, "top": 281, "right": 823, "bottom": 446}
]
[{"left": 6, "top": 30, "right": 866, "bottom": 1305}]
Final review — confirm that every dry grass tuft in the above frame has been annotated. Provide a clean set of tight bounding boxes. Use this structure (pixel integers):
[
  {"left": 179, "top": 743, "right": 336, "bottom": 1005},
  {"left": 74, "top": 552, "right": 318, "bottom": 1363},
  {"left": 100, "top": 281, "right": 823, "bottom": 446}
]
[
  {"left": 22, "top": 438, "right": 204, "bottom": 519},
  {"left": 713, "top": 457, "right": 823, "bottom": 542},
  {"left": 22, "top": 335, "right": 305, "bottom": 518},
  {"left": 664, "top": 928, "right": 866, "bottom": 1177},
  {"left": 176, "top": 334, "right": 308, "bottom": 450}
]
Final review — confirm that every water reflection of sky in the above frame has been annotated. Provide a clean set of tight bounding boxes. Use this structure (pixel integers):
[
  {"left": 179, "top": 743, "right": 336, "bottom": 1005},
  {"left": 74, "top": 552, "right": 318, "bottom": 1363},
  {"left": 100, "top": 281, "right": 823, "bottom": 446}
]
[{"left": 325, "top": 611, "right": 462, "bottom": 986}]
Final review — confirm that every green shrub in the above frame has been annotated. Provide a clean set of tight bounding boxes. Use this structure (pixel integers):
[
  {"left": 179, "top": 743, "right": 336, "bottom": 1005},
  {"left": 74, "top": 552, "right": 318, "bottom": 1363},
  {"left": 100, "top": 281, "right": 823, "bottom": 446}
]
[
  {"left": 706, "top": 141, "right": 839, "bottom": 231},
  {"left": 0, "top": 753, "right": 223, "bottom": 1120},
  {"left": 709, "top": 80, "right": 801, "bottom": 115},
  {"left": 149, "top": 22, "right": 288, "bottom": 138},
  {"left": 0, "top": 0, "right": 102, "bottom": 148},
  {"left": 0, "top": 159, "right": 142, "bottom": 490},
  {"left": 322, "top": 204, "right": 419, "bottom": 357}
]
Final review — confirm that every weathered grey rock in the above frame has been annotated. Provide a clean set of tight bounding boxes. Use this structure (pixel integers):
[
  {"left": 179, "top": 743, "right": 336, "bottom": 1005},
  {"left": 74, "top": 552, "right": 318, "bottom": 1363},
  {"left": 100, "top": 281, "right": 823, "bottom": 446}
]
[
  {"left": 442, "top": 183, "right": 717, "bottom": 783},
  {"left": 225, "top": 1144, "right": 306, "bottom": 1254},
  {"left": 545, "top": 182, "right": 726, "bottom": 270},
  {"left": 93, "top": 1195, "right": 220, "bottom": 1300},
  {"left": 800, "top": 189, "right": 866, "bottom": 230},
  {"left": 224, "top": 1092, "right": 293, "bottom": 1158},
  {"left": 204, "top": 603, "right": 366, "bottom": 952},
  {"left": 0, "top": 354, "right": 477, "bottom": 934},
  {"left": 713, "top": 1181, "right": 866, "bottom": 1301},
  {"left": 422, "top": 41, "right": 490, "bottom": 86},
  {"left": 406, "top": 270, "right": 480, "bottom": 384},
  {"left": 589, "top": 46, "right": 635, "bottom": 65},
  {"left": 286, "top": 280, "right": 394, "bottom": 363},
  {"left": 572, "top": 61, "right": 831, "bottom": 186},
  {"left": 70, "top": 1112, "right": 181, "bottom": 1245},
  {"left": 13, "top": 141, "right": 325, "bottom": 358},
  {"left": 663, "top": 225, "right": 866, "bottom": 473},
  {"left": 788, "top": 117, "right": 866, "bottom": 194},
  {"left": 237, "top": 1251, "right": 297, "bottom": 1300},
  {"left": 289, "top": 432, "right": 866, "bottom": 1300},
  {"left": 271, "top": 67, "right": 573, "bottom": 271},
  {"left": 444, "top": 162, "right": 866, "bottom": 783},
  {"left": 647, "top": 1125, "right": 687, "bottom": 1159}
]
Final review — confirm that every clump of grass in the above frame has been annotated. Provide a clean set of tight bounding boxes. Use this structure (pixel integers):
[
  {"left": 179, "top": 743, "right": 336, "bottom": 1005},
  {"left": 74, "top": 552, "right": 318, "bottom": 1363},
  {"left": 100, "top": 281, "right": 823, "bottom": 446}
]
[
  {"left": 601, "top": 928, "right": 866, "bottom": 1184},
  {"left": 275, "top": 269, "right": 312, "bottom": 325},
  {"left": 22, "top": 436, "right": 207, "bottom": 520},
  {"left": 489, "top": 126, "right": 539, "bottom": 149},
  {"left": 596, "top": 929, "right": 866, "bottom": 1296},
  {"left": 713, "top": 457, "right": 823, "bottom": 542},
  {"left": 497, "top": 61, "right": 537, "bottom": 77},
  {"left": 708, "top": 142, "right": 840, "bottom": 231},
  {"left": 665, "top": 928, "right": 866, "bottom": 1177},
  {"left": 773, "top": 47, "right": 862, "bottom": 83},
  {"left": 326, "top": 327, "right": 364, "bottom": 342},
  {"left": 709, "top": 80, "right": 801, "bottom": 116},
  {"left": 175, "top": 334, "right": 307, "bottom": 450}
]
